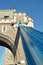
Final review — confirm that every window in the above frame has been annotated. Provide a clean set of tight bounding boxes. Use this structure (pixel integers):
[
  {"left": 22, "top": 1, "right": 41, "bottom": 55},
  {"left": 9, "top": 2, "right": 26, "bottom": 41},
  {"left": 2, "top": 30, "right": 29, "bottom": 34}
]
[
  {"left": 4, "top": 16, "right": 9, "bottom": 19},
  {"left": 2, "top": 25, "right": 7, "bottom": 32}
]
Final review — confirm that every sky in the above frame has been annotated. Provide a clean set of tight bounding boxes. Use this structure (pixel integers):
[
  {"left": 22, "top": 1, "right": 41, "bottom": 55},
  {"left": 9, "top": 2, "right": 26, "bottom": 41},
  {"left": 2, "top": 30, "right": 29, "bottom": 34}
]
[
  {"left": 0, "top": 0, "right": 42, "bottom": 32},
  {"left": 0, "top": 0, "right": 43, "bottom": 63}
]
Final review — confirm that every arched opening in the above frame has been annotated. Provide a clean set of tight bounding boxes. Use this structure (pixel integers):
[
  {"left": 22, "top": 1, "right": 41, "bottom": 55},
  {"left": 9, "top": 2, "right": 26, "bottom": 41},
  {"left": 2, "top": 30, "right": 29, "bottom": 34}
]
[
  {"left": 0, "top": 34, "right": 16, "bottom": 65},
  {"left": 0, "top": 40, "right": 12, "bottom": 51},
  {"left": 0, "top": 33, "right": 15, "bottom": 54},
  {"left": 0, "top": 46, "right": 14, "bottom": 65},
  {"left": 0, "top": 40, "right": 13, "bottom": 52},
  {"left": 0, "top": 32, "right": 26, "bottom": 65}
]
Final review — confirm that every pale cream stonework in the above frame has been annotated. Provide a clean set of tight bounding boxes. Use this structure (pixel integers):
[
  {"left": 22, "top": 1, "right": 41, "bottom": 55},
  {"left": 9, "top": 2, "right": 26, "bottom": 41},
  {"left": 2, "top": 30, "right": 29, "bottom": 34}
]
[{"left": 0, "top": 9, "right": 34, "bottom": 65}]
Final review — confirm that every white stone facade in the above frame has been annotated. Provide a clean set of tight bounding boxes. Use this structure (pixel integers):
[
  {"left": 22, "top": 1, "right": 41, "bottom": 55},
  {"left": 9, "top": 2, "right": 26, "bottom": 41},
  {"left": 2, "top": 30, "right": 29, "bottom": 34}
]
[
  {"left": 0, "top": 9, "right": 34, "bottom": 28},
  {"left": 0, "top": 9, "right": 34, "bottom": 65}
]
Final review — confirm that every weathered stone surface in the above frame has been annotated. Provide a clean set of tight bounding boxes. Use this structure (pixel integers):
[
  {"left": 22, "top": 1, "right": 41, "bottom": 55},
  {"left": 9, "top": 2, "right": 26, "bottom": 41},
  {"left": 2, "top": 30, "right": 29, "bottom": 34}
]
[{"left": 0, "top": 9, "right": 34, "bottom": 65}]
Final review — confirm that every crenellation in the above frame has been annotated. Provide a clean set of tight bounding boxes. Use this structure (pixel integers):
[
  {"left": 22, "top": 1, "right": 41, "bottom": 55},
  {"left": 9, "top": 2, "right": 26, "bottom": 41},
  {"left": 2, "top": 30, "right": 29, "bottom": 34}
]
[
  {"left": 0, "top": 9, "right": 34, "bottom": 65},
  {"left": 0, "top": 9, "right": 34, "bottom": 28}
]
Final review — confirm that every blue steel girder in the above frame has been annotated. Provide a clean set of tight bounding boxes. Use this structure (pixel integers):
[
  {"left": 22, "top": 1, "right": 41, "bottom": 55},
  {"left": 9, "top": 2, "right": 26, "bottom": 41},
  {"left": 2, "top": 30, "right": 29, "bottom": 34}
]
[{"left": 20, "top": 26, "right": 43, "bottom": 65}]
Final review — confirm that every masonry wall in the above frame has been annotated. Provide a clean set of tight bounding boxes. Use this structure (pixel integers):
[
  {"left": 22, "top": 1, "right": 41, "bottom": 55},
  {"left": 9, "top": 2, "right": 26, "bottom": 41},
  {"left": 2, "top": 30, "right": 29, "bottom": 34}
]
[
  {"left": 0, "top": 10, "right": 34, "bottom": 65},
  {"left": 0, "top": 23, "right": 26, "bottom": 65}
]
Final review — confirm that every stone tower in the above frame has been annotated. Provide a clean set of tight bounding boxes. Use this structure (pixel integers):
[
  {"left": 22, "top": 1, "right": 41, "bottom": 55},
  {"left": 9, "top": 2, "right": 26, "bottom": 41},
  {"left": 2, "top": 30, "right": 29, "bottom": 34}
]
[{"left": 0, "top": 8, "right": 34, "bottom": 65}]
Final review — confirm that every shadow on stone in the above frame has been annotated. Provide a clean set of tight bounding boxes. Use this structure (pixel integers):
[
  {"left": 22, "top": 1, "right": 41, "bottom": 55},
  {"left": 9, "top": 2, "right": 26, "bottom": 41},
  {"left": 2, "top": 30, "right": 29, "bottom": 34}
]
[{"left": 13, "top": 27, "right": 20, "bottom": 59}]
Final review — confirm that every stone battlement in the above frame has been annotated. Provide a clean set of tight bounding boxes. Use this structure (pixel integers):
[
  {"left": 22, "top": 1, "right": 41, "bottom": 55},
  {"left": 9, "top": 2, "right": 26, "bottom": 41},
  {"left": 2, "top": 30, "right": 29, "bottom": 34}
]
[{"left": 0, "top": 9, "right": 34, "bottom": 28}]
